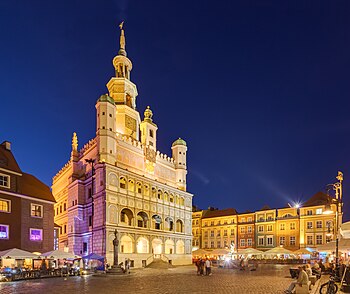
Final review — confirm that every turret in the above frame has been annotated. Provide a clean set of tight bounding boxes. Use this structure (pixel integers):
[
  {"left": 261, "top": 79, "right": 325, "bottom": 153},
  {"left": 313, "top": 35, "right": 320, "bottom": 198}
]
[
  {"left": 140, "top": 106, "right": 158, "bottom": 150},
  {"left": 96, "top": 94, "right": 117, "bottom": 164},
  {"left": 172, "top": 138, "right": 188, "bottom": 191},
  {"left": 70, "top": 132, "right": 80, "bottom": 181}
]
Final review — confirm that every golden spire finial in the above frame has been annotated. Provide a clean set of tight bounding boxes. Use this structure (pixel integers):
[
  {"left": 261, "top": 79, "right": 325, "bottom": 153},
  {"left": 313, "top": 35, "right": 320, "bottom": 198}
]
[
  {"left": 72, "top": 132, "right": 78, "bottom": 152},
  {"left": 118, "top": 21, "right": 126, "bottom": 56}
]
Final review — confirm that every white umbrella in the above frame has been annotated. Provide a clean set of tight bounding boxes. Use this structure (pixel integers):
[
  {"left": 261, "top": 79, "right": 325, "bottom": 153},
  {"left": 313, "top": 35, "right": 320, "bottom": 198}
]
[
  {"left": 237, "top": 248, "right": 264, "bottom": 255},
  {"left": 210, "top": 248, "right": 230, "bottom": 255},
  {"left": 264, "top": 246, "right": 293, "bottom": 255},
  {"left": 0, "top": 248, "right": 40, "bottom": 259},
  {"left": 192, "top": 249, "right": 209, "bottom": 256},
  {"left": 41, "top": 250, "right": 80, "bottom": 259}
]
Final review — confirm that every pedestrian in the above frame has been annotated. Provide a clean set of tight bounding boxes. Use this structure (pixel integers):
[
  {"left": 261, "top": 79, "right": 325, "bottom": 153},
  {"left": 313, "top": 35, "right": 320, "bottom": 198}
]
[
  {"left": 200, "top": 259, "right": 205, "bottom": 276},
  {"left": 196, "top": 258, "right": 201, "bottom": 275},
  {"left": 205, "top": 258, "right": 212, "bottom": 276}
]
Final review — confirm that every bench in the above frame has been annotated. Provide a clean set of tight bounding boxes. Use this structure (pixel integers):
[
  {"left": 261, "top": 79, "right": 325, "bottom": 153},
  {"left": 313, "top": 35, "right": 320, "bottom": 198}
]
[{"left": 295, "top": 281, "right": 311, "bottom": 294}]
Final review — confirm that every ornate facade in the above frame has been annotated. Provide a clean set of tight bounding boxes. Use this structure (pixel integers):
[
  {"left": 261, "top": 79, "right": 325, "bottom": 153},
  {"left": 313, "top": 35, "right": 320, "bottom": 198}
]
[{"left": 52, "top": 25, "right": 193, "bottom": 267}]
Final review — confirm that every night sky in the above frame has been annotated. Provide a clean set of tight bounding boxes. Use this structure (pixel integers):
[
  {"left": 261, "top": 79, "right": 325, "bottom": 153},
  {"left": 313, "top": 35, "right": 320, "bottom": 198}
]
[{"left": 1, "top": 1, "right": 350, "bottom": 219}]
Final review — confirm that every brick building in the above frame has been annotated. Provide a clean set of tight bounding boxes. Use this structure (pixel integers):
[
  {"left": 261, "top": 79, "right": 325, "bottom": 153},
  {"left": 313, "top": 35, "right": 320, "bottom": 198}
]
[{"left": 0, "top": 141, "right": 55, "bottom": 252}]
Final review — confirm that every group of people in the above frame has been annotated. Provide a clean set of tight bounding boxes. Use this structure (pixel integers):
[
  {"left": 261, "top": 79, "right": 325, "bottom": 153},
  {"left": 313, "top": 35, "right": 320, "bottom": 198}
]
[{"left": 195, "top": 258, "right": 212, "bottom": 276}]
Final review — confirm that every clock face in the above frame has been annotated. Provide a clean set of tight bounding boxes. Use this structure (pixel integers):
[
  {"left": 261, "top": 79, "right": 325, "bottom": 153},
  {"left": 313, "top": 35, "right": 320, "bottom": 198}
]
[{"left": 125, "top": 115, "right": 136, "bottom": 132}]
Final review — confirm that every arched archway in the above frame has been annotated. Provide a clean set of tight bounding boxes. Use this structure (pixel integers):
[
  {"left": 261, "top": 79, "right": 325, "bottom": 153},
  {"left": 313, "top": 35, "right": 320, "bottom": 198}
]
[
  {"left": 176, "top": 240, "right": 185, "bottom": 254},
  {"left": 120, "top": 208, "right": 134, "bottom": 226},
  {"left": 165, "top": 239, "right": 175, "bottom": 254},
  {"left": 136, "top": 237, "right": 149, "bottom": 253},
  {"left": 165, "top": 217, "right": 174, "bottom": 231},
  {"left": 152, "top": 238, "right": 163, "bottom": 255},
  {"left": 152, "top": 215, "right": 162, "bottom": 230},
  {"left": 128, "top": 179, "right": 135, "bottom": 192},
  {"left": 120, "top": 235, "right": 134, "bottom": 253},
  {"left": 137, "top": 211, "right": 148, "bottom": 228}
]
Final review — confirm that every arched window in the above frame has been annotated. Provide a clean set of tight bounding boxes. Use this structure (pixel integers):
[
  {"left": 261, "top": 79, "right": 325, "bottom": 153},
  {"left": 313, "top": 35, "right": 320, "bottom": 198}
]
[
  {"left": 120, "top": 208, "right": 134, "bottom": 226},
  {"left": 165, "top": 239, "right": 175, "bottom": 254},
  {"left": 136, "top": 182, "right": 142, "bottom": 194},
  {"left": 137, "top": 211, "right": 148, "bottom": 228},
  {"left": 176, "top": 219, "right": 184, "bottom": 233},
  {"left": 180, "top": 197, "right": 185, "bottom": 206},
  {"left": 164, "top": 192, "right": 169, "bottom": 202},
  {"left": 136, "top": 237, "right": 149, "bottom": 253},
  {"left": 165, "top": 217, "right": 174, "bottom": 231},
  {"left": 157, "top": 190, "right": 163, "bottom": 200},
  {"left": 128, "top": 179, "right": 135, "bottom": 192},
  {"left": 119, "top": 177, "right": 126, "bottom": 189},
  {"left": 144, "top": 185, "right": 150, "bottom": 196},
  {"left": 152, "top": 215, "right": 162, "bottom": 230},
  {"left": 169, "top": 194, "right": 174, "bottom": 203},
  {"left": 151, "top": 187, "right": 156, "bottom": 198},
  {"left": 176, "top": 240, "right": 185, "bottom": 254},
  {"left": 175, "top": 195, "right": 180, "bottom": 205}
]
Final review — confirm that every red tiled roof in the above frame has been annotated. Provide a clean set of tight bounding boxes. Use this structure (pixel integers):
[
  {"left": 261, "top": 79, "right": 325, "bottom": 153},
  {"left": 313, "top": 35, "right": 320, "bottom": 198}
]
[
  {"left": 202, "top": 208, "right": 238, "bottom": 219},
  {"left": 259, "top": 205, "right": 272, "bottom": 211},
  {"left": 19, "top": 173, "right": 56, "bottom": 203},
  {"left": 302, "top": 191, "right": 329, "bottom": 207}
]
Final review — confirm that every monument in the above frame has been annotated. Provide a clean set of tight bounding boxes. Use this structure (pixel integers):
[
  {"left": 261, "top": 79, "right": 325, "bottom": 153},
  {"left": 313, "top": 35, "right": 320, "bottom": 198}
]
[{"left": 107, "top": 229, "right": 124, "bottom": 275}]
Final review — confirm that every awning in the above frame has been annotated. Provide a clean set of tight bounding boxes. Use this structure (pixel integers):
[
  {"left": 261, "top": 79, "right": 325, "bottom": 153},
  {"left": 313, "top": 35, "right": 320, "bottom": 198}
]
[
  {"left": 264, "top": 246, "right": 293, "bottom": 255},
  {"left": 41, "top": 250, "right": 80, "bottom": 259},
  {"left": 0, "top": 248, "right": 40, "bottom": 259}
]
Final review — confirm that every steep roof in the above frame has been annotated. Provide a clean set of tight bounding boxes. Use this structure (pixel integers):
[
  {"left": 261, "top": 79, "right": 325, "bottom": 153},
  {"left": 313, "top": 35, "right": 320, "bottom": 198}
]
[
  {"left": 259, "top": 205, "right": 272, "bottom": 211},
  {"left": 19, "top": 173, "right": 56, "bottom": 203},
  {"left": 0, "top": 142, "right": 21, "bottom": 173},
  {"left": 202, "top": 208, "right": 238, "bottom": 219},
  {"left": 303, "top": 191, "right": 329, "bottom": 207}
]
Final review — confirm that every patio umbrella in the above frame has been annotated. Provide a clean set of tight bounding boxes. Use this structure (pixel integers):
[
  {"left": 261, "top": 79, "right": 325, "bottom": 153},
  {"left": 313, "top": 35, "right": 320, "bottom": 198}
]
[
  {"left": 41, "top": 250, "right": 80, "bottom": 259},
  {"left": 237, "top": 248, "right": 264, "bottom": 255},
  {"left": 210, "top": 249, "right": 230, "bottom": 255},
  {"left": 82, "top": 253, "right": 105, "bottom": 261},
  {"left": 0, "top": 248, "right": 40, "bottom": 259},
  {"left": 292, "top": 248, "right": 313, "bottom": 255},
  {"left": 192, "top": 249, "right": 209, "bottom": 256},
  {"left": 264, "top": 246, "right": 293, "bottom": 255},
  {"left": 317, "top": 239, "right": 350, "bottom": 252}
]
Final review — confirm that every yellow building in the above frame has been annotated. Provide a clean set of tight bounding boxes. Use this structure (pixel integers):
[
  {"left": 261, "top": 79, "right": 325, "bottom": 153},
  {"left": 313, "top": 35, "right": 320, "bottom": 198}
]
[
  {"left": 276, "top": 207, "right": 299, "bottom": 250},
  {"left": 299, "top": 192, "right": 337, "bottom": 249},
  {"left": 201, "top": 208, "right": 237, "bottom": 250},
  {"left": 255, "top": 206, "right": 277, "bottom": 250},
  {"left": 192, "top": 210, "right": 204, "bottom": 250}
]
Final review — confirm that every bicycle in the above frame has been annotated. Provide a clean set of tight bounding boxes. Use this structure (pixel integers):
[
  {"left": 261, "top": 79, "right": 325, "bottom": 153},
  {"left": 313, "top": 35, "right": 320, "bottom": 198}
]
[{"left": 319, "top": 274, "right": 338, "bottom": 294}]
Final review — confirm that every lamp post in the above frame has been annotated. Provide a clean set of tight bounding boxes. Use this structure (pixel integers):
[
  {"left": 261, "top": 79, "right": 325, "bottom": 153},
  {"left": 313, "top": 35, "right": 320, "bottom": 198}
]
[{"left": 324, "top": 171, "right": 343, "bottom": 272}]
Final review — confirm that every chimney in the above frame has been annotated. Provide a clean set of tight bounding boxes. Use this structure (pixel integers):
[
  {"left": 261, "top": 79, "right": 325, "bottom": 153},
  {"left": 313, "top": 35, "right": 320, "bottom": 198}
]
[{"left": 1, "top": 141, "right": 11, "bottom": 151}]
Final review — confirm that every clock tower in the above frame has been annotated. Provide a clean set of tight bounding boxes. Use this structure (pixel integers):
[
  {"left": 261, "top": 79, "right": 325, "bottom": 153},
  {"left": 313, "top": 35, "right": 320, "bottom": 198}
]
[{"left": 106, "top": 22, "right": 140, "bottom": 140}]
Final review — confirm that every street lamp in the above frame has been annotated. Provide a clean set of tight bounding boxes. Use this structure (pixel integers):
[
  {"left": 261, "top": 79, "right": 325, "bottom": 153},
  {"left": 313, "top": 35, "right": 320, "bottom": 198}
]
[{"left": 323, "top": 171, "right": 343, "bottom": 273}]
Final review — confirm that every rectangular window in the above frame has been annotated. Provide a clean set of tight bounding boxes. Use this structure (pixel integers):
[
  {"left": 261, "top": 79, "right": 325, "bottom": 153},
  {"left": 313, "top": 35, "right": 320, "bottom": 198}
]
[
  {"left": 258, "top": 236, "right": 264, "bottom": 246},
  {"left": 230, "top": 229, "right": 234, "bottom": 236},
  {"left": 267, "top": 236, "right": 273, "bottom": 245},
  {"left": 210, "top": 241, "right": 214, "bottom": 248},
  {"left": 316, "top": 221, "right": 322, "bottom": 229},
  {"left": 307, "top": 210, "right": 313, "bottom": 216},
  {"left": 83, "top": 242, "right": 88, "bottom": 253},
  {"left": 217, "top": 241, "right": 221, "bottom": 248},
  {"left": 210, "top": 231, "right": 214, "bottom": 237},
  {"left": 247, "top": 238, "right": 252, "bottom": 246},
  {"left": 217, "top": 221, "right": 221, "bottom": 225},
  {"left": 247, "top": 226, "right": 252, "bottom": 233},
  {"left": 241, "top": 218, "right": 246, "bottom": 223},
  {"left": 290, "top": 223, "right": 295, "bottom": 230},
  {"left": 280, "top": 224, "right": 285, "bottom": 230},
  {"left": 63, "top": 203, "right": 66, "bottom": 211},
  {"left": 258, "top": 225, "right": 264, "bottom": 232},
  {"left": 89, "top": 216, "right": 92, "bottom": 227},
  {"left": 316, "top": 235, "right": 323, "bottom": 245},
  {"left": 267, "top": 225, "right": 272, "bottom": 232},
  {"left": 149, "top": 129, "right": 154, "bottom": 138},
  {"left": 279, "top": 236, "right": 285, "bottom": 245},
  {"left": 307, "top": 235, "right": 313, "bottom": 245},
  {"left": 204, "top": 242, "right": 208, "bottom": 248},
  {"left": 247, "top": 217, "right": 252, "bottom": 222},
  {"left": 0, "top": 224, "right": 9, "bottom": 239},
  {"left": 290, "top": 236, "right": 296, "bottom": 246},
  {"left": 204, "top": 231, "right": 208, "bottom": 237},
  {"left": 30, "top": 228, "right": 43, "bottom": 241},
  {"left": 0, "top": 174, "right": 9, "bottom": 188},
  {"left": 316, "top": 208, "right": 322, "bottom": 215},
  {"left": 31, "top": 204, "right": 43, "bottom": 218},
  {"left": 224, "top": 229, "right": 227, "bottom": 236},
  {"left": 240, "top": 227, "right": 245, "bottom": 233},
  {"left": 267, "top": 215, "right": 273, "bottom": 221},
  {"left": 240, "top": 239, "right": 245, "bottom": 247},
  {"left": 211, "top": 221, "right": 214, "bottom": 226},
  {"left": 217, "top": 231, "right": 221, "bottom": 237},
  {"left": 307, "top": 222, "right": 313, "bottom": 229},
  {"left": 0, "top": 199, "right": 10, "bottom": 213}
]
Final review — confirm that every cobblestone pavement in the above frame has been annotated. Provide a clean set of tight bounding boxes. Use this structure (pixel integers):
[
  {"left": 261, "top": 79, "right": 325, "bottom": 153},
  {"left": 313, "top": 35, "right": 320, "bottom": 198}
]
[{"left": 0, "top": 264, "right": 298, "bottom": 294}]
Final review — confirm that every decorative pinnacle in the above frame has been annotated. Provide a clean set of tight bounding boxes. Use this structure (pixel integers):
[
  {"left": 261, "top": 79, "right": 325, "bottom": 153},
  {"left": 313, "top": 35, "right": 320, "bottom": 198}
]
[
  {"left": 118, "top": 21, "right": 127, "bottom": 56},
  {"left": 72, "top": 132, "right": 78, "bottom": 151},
  {"left": 144, "top": 106, "right": 153, "bottom": 122}
]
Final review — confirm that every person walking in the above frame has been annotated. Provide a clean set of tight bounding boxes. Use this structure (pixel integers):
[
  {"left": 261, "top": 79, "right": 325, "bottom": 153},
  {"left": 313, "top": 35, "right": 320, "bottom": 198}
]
[{"left": 205, "top": 258, "right": 212, "bottom": 276}]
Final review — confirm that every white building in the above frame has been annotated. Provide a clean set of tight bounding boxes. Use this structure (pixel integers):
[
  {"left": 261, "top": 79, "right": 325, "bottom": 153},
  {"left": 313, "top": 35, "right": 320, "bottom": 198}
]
[{"left": 52, "top": 24, "right": 193, "bottom": 267}]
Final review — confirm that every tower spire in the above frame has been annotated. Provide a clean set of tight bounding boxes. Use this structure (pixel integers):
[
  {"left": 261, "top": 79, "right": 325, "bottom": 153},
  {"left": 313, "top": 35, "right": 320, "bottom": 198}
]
[{"left": 118, "top": 21, "right": 127, "bottom": 56}]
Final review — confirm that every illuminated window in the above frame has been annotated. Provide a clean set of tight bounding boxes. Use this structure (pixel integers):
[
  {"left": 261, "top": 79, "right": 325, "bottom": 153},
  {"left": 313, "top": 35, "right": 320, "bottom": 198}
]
[
  {"left": 31, "top": 204, "right": 43, "bottom": 218},
  {"left": 240, "top": 239, "right": 245, "bottom": 247},
  {"left": 316, "top": 221, "right": 322, "bottom": 228},
  {"left": 307, "top": 235, "right": 313, "bottom": 245},
  {"left": 316, "top": 235, "right": 323, "bottom": 245},
  {"left": 307, "top": 221, "right": 313, "bottom": 229},
  {"left": 30, "top": 228, "right": 42, "bottom": 241},
  {"left": 247, "top": 239, "right": 252, "bottom": 246},
  {"left": 0, "top": 174, "right": 9, "bottom": 188},
  {"left": 0, "top": 199, "right": 10, "bottom": 213},
  {"left": 0, "top": 224, "right": 9, "bottom": 239},
  {"left": 316, "top": 208, "right": 323, "bottom": 215},
  {"left": 290, "top": 236, "right": 296, "bottom": 245},
  {"left": 279, "top": 236, "right": 285, "bottom": 245}
]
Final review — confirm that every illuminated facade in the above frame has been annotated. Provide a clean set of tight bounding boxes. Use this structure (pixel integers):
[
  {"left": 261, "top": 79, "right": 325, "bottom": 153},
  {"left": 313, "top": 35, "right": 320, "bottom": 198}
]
[
  {"left": 52, "top": 25, "right": 193, "bottom": 267},
  {"left": 193, "top": 192, "right": 338, "bottom": 252}
]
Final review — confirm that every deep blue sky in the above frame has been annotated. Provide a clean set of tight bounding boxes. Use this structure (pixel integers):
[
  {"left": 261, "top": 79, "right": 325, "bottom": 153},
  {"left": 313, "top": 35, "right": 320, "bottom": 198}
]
[{"left": 1, "top": 1, "right": 350, "bottom": 219}]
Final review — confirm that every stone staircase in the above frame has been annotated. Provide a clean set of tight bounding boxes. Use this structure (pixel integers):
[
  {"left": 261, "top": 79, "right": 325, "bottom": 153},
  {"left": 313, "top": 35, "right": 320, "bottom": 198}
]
[{"left": 146, "top": 258, "right": 173, "bottom": 269}]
